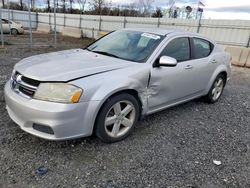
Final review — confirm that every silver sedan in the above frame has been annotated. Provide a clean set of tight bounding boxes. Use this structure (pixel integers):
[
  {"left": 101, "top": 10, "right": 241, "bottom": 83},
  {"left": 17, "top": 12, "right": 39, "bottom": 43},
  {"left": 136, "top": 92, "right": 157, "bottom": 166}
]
[{"left": 4, "top": 28, "right": 231, "bottom": 142}]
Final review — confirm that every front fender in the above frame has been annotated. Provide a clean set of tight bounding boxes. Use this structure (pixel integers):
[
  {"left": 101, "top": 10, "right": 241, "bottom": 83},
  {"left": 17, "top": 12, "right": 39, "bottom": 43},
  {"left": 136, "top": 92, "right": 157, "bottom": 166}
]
[
  {"left": 92, "top": 76, "right": 149, "bottom": 114},
  {"left": 71, "top": 64, "right": 150, "bottom": 113}
]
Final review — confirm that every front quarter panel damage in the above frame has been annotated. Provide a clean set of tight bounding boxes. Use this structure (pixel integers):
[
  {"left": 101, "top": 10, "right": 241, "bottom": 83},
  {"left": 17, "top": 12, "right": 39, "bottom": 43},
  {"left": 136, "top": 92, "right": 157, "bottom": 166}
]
[{"left": 70, "top": 64, "right": 151, "bottom": 115}]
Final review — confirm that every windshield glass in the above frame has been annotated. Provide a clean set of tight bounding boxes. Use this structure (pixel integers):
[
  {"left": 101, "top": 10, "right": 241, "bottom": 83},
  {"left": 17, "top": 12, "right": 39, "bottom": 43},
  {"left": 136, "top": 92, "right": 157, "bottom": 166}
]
[{"left": 87, "top": 30, "right": 164, "bottom": 62}]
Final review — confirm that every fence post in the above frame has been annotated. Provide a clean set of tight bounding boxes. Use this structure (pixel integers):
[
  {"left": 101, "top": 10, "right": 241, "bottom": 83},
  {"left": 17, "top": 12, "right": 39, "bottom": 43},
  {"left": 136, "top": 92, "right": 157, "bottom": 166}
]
[
  {"left": 157, "top": 17, "right": 160, "bottom": 28},
  {"left": 247, "top": 36, "right": 250, "bottom": 48},
  {"left": 7, "top": 0, "right": 11, "bottom": 35},
  {"left": 98, "top": 15, "right": 101, "bottom": 31},
  {"left": 123, "top": 16, "right": 126, "bottom": 28},
  {"left": 11, "top": 9, "right": 14, "bottom": 20},
  {"left": 64, "top": 14, "right": 66, "bottom": 27},
  {"left": 79, "top": 15, "right": 82, "bottom": 28},
  {"left": 35, "top": 12, "right": 38, "bottom": 29},
  {"left": 196, "top": 11, "right": 202, "bottom": 33},
  {"left": 49, "top": 13, "right": 51, "bottom": 29},
  {"left": 53, "top": 0, "right": 57, "bottom": 48},
  {"left": 0, "top": 8, "right": 4, "bottom": 48},
  {"left": 28, "top": 0, "right": 33, "bottom": 48}
]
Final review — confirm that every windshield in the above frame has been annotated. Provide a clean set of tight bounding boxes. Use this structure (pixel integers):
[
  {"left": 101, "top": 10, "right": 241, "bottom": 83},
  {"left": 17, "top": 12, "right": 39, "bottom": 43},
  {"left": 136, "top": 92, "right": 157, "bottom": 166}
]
[{"left": 87, "top": 30, "right": 164, "bottom": 62}]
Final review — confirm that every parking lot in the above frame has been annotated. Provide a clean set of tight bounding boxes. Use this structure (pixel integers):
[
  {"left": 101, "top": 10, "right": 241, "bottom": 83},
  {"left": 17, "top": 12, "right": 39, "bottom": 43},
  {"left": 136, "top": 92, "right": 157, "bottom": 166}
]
[{"left": 1, "top": 33, "right": 250, "bottom": 188}]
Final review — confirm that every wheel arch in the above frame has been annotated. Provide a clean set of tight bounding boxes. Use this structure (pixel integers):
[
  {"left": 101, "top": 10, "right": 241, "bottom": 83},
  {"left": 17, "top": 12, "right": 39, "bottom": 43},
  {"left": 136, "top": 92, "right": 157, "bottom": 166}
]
[
  {"left": 92, "top": 88, "right": 143, "bottom": 135},
  {"left": 205, "top": 65, "right": 228, "bottom": 94}
]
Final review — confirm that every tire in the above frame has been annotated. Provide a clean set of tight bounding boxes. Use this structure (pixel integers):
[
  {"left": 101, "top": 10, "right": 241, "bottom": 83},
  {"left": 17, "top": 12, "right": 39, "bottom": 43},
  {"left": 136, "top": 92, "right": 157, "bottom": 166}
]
[
  {"left": 95, "top": 93, "right": 140, "bottom": 143},
  {"left": 205, "top": 74, "right": 225, "bottom": 103},
  {"left": 11, "top": 29, "right": 18, "bottom": 36}
]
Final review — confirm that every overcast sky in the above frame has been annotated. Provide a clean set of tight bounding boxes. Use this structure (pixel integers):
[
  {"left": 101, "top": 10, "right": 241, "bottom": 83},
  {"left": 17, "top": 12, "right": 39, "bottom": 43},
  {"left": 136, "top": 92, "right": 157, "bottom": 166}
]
[{"left": 112, "top": 0, "right": 250, "bottom": 20}]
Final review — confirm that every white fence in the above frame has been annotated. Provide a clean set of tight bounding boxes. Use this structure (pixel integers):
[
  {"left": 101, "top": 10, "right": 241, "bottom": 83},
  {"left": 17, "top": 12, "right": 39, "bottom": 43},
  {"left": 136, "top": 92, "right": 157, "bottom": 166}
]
[
  {"left": 1, "top": 9, "right": 250, "bottom": 47},
  {"left": 1, "top": 9, "right": 37, "bottom": 28}
]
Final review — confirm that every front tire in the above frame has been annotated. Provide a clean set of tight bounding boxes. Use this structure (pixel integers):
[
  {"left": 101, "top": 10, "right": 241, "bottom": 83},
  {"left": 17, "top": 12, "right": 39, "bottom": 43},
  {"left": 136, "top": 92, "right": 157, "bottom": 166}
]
[
  {"left": 95, "top": 93, "right": 140, "bottom": 143},
  {"left": 205, "top": 74, "right": 225, "bottom": 103},
  {"left": 11, "top": 28, "right": 18, "bottom": 36}
]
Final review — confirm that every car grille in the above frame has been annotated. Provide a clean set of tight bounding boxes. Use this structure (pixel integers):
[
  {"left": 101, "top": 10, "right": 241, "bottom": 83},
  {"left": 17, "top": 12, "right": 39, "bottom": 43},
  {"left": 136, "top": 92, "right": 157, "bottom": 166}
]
[{"left": 11, "top": 72, "right": 40, "bottom": 98}]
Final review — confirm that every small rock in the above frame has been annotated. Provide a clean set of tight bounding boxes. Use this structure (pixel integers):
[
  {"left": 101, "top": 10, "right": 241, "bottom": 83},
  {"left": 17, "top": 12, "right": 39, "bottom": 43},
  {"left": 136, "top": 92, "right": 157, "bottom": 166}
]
[
  {"left": 213, "top": 160, "right": 222, "bottom": 166},
  {"left": 36, "top": 166, "right": 48, "bottom": 175}
]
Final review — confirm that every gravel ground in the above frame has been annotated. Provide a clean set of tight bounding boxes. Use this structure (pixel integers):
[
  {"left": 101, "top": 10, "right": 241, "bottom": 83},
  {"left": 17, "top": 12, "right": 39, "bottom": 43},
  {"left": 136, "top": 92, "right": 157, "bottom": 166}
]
[{"left": 1, "top": 33, "right": 250, "bottom": 188}]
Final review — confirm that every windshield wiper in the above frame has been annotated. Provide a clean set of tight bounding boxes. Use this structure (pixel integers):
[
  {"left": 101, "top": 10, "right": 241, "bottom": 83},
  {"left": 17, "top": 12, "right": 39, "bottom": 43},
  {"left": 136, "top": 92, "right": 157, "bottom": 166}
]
[{"left": 92, "top": 51, "right": 119, "bottom": 58}]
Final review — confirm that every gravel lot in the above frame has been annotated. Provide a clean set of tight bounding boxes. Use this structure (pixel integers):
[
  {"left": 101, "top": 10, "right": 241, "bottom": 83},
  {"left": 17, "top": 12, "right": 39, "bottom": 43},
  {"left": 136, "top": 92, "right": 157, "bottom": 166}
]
[{"left": 1, "top": 33, "right": 250, "bottom": 188}]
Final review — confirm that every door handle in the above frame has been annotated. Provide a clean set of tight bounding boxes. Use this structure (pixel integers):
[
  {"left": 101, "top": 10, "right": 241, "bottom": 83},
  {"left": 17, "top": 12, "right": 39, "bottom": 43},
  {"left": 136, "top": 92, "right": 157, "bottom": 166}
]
[
  {"left": 212, "top": 59, "right": 217, "bottom": 63},
  {"left": 185, "top": 65, "right": 193, "bottom": 69}
]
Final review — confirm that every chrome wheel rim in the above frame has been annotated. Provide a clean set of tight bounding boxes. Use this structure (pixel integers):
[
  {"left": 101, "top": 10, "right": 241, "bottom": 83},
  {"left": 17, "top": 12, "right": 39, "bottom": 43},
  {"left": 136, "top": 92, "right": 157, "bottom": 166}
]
[
  {"left": 104, "top": 100, "right": 136, "bottom": 138},
  {"left": 212, "top": 78, "right": 224, "bottom": 101}
]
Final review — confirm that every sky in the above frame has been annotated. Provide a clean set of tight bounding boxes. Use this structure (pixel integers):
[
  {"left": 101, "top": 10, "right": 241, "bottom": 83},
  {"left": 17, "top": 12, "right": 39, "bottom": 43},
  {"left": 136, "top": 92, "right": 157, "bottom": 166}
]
[
  {"left": 1, "top": 0, "right": 250, "bottom": 20},
  {"left": 112, "top": 0, "right": 250, "bottom": 20}
]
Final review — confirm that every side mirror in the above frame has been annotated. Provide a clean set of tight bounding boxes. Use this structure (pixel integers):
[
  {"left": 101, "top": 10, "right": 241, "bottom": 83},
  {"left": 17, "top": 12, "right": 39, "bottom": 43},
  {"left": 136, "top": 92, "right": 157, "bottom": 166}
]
[{"left": 157, "top": 56, "right": 177, "bottom": 67}]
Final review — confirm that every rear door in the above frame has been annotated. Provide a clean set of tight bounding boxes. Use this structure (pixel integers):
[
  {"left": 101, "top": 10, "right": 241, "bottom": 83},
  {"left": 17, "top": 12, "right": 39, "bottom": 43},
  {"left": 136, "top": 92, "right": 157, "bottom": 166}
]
[{"left": 191, "top": 37, "right": 217, "bottom": 85}]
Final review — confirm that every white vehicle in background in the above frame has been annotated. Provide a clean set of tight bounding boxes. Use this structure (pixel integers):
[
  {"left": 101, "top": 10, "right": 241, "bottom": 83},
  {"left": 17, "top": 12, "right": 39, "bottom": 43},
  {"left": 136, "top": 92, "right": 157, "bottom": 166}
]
[{"left": 1, "top": 19, "right": 24, "bottom": 35}]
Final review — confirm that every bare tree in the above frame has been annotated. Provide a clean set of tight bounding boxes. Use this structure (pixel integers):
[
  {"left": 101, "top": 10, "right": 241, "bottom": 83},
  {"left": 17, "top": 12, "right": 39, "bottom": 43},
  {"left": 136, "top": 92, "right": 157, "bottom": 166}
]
[
  {"left": 89, "top": 0, "right": 111, "bottom": 15},
  {"left": 139, "top": 0, "right": 154, "bottom": 17},
  {"left": 69, "top": 0, "right": 74, "bottom": 13},
  {"left": 47, "top": 0, "right": 51, "bottom": 12},
  {"left": 77, "top": 0, "right": 87, "bottom": 13},
  {"left": 61, "top": 0, "right": 66, "bottom": 13},
  {"left": 2, "top": 0, "right": 5, "bottom": 8},
  {"left": 152, "top": 7, "right": 163, "bottom": 18},
  {"left": 31, "top": 0, "right": 35, "bottom": 9},
  {"left": 19, "top": 0, "right": 23, "bottom": 10},
  {"left": 166, "top": 0, "right": 176, "bottom": 18}
]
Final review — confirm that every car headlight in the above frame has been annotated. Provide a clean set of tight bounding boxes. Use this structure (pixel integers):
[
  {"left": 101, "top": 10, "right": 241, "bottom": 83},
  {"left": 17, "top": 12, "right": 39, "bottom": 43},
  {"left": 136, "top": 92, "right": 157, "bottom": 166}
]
[{"left": 34, "top": 83, "right": 82, "bottom": 103}]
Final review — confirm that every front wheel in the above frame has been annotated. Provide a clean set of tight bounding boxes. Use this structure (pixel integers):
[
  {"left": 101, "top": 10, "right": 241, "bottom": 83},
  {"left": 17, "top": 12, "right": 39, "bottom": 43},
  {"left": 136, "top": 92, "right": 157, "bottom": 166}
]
[
  {"left": 205, "top": 74, "right": 225, "bottom": 103},
  {"left": 95, "top": 93, "right": 140, "bottom": 143},
  {"left": 11, "top": 28, "right": 18, "bottom": 36}
]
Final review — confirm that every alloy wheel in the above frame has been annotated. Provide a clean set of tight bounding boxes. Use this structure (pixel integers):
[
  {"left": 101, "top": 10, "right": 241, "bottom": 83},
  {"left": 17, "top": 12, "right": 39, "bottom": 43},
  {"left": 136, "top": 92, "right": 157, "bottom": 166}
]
[
  {"left": 212, "top": 78, "right": 224, "bottom": 101},
  {"left": 104, "top": 100, "right": 136, "bottom": 138}
]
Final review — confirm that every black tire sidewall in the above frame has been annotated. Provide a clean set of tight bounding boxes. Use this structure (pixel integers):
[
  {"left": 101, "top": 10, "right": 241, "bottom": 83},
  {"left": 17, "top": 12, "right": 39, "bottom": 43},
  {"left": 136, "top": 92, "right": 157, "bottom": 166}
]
[
  {"left": 95, "top": 93, "right": 140, "bottom": 143},
  {"left": 11, "top": 29, "right": 18, "bottom": 35}
]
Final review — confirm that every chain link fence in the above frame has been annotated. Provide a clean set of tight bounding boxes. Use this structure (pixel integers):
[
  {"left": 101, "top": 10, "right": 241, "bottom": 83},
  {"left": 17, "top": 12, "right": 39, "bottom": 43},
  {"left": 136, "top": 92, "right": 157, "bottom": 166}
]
[{"left": 1, "top": 5, "right": 250, "bottom": 49}]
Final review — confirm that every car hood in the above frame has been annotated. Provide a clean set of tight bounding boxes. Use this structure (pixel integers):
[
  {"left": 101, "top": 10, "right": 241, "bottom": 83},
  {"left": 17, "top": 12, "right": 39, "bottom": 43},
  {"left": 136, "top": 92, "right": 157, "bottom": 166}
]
[{"left": 15, "top": 49, "right": 134, "bottom": 82}]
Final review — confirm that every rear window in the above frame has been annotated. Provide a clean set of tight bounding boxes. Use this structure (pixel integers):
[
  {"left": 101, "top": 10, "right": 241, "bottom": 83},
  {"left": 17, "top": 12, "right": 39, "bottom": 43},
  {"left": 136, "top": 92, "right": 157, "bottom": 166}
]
[{"left": 193, "top": 38, "right": 214, "bottom": 59}]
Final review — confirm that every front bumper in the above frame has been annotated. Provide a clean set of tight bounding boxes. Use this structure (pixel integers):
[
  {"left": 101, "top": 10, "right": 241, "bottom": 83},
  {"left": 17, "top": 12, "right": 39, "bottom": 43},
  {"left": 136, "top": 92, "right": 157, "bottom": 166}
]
[
  {"left": 4, "top": 80, "right": 100, "bottom": 140},
  {"left": 17, "top": 27, "right": 24, "bottom": 34}
]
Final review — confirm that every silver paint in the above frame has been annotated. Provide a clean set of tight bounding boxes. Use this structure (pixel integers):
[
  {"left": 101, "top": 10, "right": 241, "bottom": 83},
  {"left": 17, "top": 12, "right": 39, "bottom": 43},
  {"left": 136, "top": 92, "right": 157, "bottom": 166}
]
[{"left": 4, "top": 28, "right": 231, "bottom": 140}]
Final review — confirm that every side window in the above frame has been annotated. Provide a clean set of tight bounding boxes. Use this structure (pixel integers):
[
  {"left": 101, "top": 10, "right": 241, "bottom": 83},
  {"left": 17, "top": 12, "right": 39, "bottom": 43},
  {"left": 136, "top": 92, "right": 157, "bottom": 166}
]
[
  {"left": 193, "top": 38, "right": 213, "bottom": 59},
  {"left": 161, "top": 37, "right": 190, "bottom": 62},
  {"left": 1, "top": 19, "right": 8, "bottom": 24}
]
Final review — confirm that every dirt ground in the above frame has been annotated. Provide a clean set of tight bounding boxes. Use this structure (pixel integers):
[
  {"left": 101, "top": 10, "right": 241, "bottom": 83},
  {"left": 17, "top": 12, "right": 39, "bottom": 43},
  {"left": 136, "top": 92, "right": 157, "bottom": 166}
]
[{"left": 1, "top": 33, "right": 250, "bottom": 188}]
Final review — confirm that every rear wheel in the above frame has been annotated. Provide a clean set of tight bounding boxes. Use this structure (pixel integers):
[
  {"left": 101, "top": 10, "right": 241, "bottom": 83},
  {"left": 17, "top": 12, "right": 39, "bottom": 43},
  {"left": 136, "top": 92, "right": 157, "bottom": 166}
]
[
  {"left": 95, "top": 93, "right": 140, "bottom": 143},
  {"left": 205, "top": 74, "right": 225, "bottom": 103},
  {"left": 11, "top": 28, "right": 18, "bottom": 36}
]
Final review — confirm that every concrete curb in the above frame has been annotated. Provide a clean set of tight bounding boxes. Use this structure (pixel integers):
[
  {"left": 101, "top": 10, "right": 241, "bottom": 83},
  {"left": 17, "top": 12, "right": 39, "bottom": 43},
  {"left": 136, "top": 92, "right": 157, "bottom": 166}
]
[
  {"left": 62, "top": 27, "right": 82, "bottom": 38},
  {"left": 225, "top": 46, "right": 250, "bottom": 68},
  {"left": 36, "top": 23, "right": 51, "bottom": 33}
]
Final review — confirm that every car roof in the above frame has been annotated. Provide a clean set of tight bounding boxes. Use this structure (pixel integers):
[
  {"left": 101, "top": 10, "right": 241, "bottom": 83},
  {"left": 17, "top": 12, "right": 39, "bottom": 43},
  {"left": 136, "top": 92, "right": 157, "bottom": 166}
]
[
  {"left": 121, "top": 28, "right": 191, "bottom": 36},
  {"left": 120, "top": 27, "right": 215, "bottom": 43}
]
